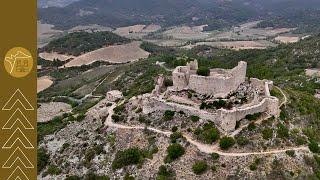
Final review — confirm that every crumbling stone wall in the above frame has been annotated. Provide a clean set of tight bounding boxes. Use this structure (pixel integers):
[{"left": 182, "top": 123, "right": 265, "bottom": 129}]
[
  {"left": 143, "top": 93, "right": 279, "bottom": 133},
  {"left": 172, "top": 61, "right": 247, "bottom": 97},
  {"left": 217, "top": 97, "right": 279, "bottom": 132}
]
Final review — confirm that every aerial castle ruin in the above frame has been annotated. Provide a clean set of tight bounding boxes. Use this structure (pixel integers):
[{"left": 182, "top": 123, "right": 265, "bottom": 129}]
[{"left": 140, "top": 60, "right": 280, "bottom": 133}]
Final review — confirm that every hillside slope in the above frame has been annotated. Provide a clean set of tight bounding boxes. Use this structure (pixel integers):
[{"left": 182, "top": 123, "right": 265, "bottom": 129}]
[{"left": 38, "top": 0, "right": 320, "bottom": 32}]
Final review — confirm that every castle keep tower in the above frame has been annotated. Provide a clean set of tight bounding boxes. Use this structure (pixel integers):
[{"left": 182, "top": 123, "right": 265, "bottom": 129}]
[{"left": 172, "top": 60, "right": 247, "bottom": 98}]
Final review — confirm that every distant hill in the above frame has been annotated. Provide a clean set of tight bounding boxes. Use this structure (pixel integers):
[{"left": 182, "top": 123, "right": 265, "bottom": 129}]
[
  {"left": 38, "top": 0, "right": 320, "bottom": 33},
  {"left": 41, "top": 31, "right": 130, "bottom": 56},
  {"left": 38, "top": 0, "right": 81, "bottom": 8},
  {"left": 38, "top": 0, "right": 259, "bottom": 30}
]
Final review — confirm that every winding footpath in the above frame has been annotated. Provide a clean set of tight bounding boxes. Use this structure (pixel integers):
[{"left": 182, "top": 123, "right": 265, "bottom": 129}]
[{"left": 104, "top": 94, "right": 309, "bottom": 156}]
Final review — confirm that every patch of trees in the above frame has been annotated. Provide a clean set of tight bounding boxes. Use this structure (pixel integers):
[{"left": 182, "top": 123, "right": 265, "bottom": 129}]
[
  {"left": 140, "top": 42, "right": 176, "bottom": 56},
  {"left": 41, "top": 31, "right": 130, "bottom": 56},
  {"left": 219, "top": 136, "right": 235, "bottom": 150},
  {"left": 196, "top": 67, "right": 210, "bottom": 76},
  {"left": 163, "top": 110, "right": 175, "bottom": 121},
  {"left": 165, "top": 143, "right": 185, "bottom": 163},
  {"left": 192, "top": 161, "right": 208, "bottom": 175},
  {"left": 157, "top": 165, "right": 175, "bottom": 180},
  {"left": 112, "top": 148, "right": 144, "bottom": 170},
  {"left": 194, "top": 123, "right": 220, "bottom": 144},
  {"left": 200, "top": 99, "right": 232, "bottom": 110}
]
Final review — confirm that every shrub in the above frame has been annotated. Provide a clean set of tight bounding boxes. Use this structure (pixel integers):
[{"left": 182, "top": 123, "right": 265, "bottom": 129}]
[
  {"left": 94, "top": 144, "right": 104, "bottom": 154},
  {"left": 190, "top": 115, "right": 200, "bottom": 122},
  {"left": 164, "top": 110, "right": 175, "bottom": 121},
  {"left": 285, "top": 150, "right": 295, "bottom": 157},
  {"left": 262, "top": 128, "right": 273, "bottom": 140},
  {"left": 157, "top": 165, "right": 175, "bottom": 180},
  {"left": 83, "top": 148, "right": 96, "bottom": 167},
  {"left": 65, "top": 176, "right": 81, "bottom": 180},
  {"left": 236, "top": 136, "right": 249, "bottom": 146},
  {"left": 277, "top": 124, "right": 289, "bottom": 139},
  {"left": 170, "top": 132, "right": 183, "bottom": 143},
  {"left": 314, "top": 155, "right": 320, "bottom": 166},
  {"left": 114, "top": 104, "right": 125, "bottom": 114},
  {"left": 249, "top": 158, "right": 261, "bottom": 171},
  {"left": 171, "top": 126, "right": 178, "bottom": 132},
  {"left": 279, "top": 107, "right": 288, "bottom": 121},
  {"left": 124, "top": 173, "right": 135, "bottom": 180},
  {"left": 76, "top": 113, "right": 86, "bottom": 121},
  {"left": 248, "top": 122, "right": 256, "bottom": 131},
  {"left": 197, "top": 67, "right": 210, "bottom": 76},
  {"left": 46, "top": 165, "right": 61, "bottom": 175},
  {"left": 211, "top": 153, "right": 220, "bottom": 160},
  {"left": 164, "top": 79, "right": 173, "bottom": 87},
  {"left": 112, "top": 148, "right": 144, "bottom": 170},
  {"left": 192, "top": 161, "right": 208, "bottom": 175},
  {"left": 165, "top": 144, "right": 185, "bottom": 163},
  {"left": 219, "top": 136, "right": 235, "bottom": 150},
  {"left": 195, "top": 123, "right": 220, "bottom": 144},
  {"left": 84, "top": 172, "right": 110, "bottom": 180},
  {"left": 200, "top": 100, "right": 228, "bottom": 110},
  {"left": 245, "top": 113, "right": 261, "bottom": 121},
  {"left": 37, "top": 148, "right": 49, "bottom": 173},
  {"left": 111, "top": 114, "right": 125, "bottom": 122},
  {"left": 309, "top": 140, "right": 320, "bottom": 153}
]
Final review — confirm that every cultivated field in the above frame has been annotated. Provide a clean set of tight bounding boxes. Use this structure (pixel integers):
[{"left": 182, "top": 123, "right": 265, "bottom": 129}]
[
  {"left": 39, "top": 52, "right": 75, "bottom": 61},
  {"left": 37, "top": 102, "right": 72, "bottom": 122},
  {"left": 64, "top": 41, "right": 150, "bottom": 67},
  {"left": 113, "top": 24, "right": 161, "bottom": 38},
  {"left": 37, "top": 76, "right": 54, "bottom": 93},
  {"left": 183, "top": 40, "right": 277, "bottom": 50},
  {"left": 162, "top": 25, "right": 209, "bottom": 40},
  {"left": 146, "top": 21, "right": 297, "bottom": 50},
  {"left": 37, "top": 21, "right": 63, "bottom": 48},
  {"left": 69, "top": 24, "right": 112, "bottom": 33},
  {"left": 275, "top": 36, "right": 300, "bottom": 44}
]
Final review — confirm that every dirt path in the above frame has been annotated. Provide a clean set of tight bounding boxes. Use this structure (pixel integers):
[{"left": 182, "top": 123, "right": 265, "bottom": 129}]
[
  {"left": 276, "top": 86, "right": 288, "bottom": 107},
  {"left": 105, "top": 102, "right": 309, "bottom": 157}
]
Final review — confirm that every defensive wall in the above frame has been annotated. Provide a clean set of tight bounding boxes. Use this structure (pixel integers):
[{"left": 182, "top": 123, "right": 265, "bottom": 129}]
[
  {"left": 142, "top": 72, "right": 280, "bottom": 133},
  {"left": 172, "top": 60, "right": 247, "bottom": 97}
]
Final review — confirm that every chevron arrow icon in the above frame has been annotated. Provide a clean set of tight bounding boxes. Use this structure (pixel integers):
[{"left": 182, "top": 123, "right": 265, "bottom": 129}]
[
  {"left": 2, "top": 128, "right": 34, "bottom": 149},
  {"left": 3, "top": 147, "right": 34, "bottom": 168},
  {"left": 3, "top": 108, "right": 34, "bottom": 130},
  {"left": 7, "top": 166, "right": 29, "bottom": 180},
  {"left": 2, "top": 89, "right": 34, "bottom": 111}
]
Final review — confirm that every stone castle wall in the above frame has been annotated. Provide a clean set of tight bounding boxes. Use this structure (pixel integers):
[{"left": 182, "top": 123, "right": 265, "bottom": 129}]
[
  {"left": 143, "top": 61, "right": 280, "bottom": 133},
  {"left": 142, "top": 96, "right": 218, "bottom": 123},
  {"left": 172, "top": 67, "right": 189, "bottom": 91},
  {"left": 217, "top": 97, "right": 279, "bottom": 132},
  {"left": 172, "top": 61, "right": 247, "bottom": 97}
]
